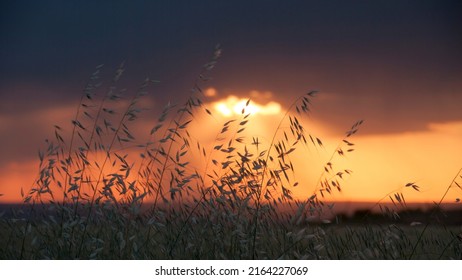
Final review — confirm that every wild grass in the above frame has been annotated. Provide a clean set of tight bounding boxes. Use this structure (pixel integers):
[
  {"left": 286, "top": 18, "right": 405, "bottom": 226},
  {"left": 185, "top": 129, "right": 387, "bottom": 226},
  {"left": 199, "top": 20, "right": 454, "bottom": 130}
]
[{"left": 0, "top": 46, "right": 461, "bottom": 259}]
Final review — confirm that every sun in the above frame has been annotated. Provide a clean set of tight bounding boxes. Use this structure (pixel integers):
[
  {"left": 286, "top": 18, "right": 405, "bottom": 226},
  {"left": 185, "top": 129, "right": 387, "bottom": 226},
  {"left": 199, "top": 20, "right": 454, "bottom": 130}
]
[{"left": 212, "top": 95, "right": 281, "bottom": 117}]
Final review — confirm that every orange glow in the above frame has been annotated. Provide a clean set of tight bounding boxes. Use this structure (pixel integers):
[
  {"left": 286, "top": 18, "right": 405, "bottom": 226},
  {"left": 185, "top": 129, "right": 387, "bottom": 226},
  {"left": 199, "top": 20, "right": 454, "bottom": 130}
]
[
  {"left": 204, "top": 87, "right": 217, "bottom": 97},
  {"left": 272, "top": 120, "right": 462, "bottom": 204},
  {"left": 1, "top": 94, "right": 461, "bottom": 207},
  {"left": 0, "top": 161, "right": 38, "bottom": 203},
  {"left": 0, "top": 153, "right": 146, "bottom": 204},
  {"left": 202, "top": 95, "right": 462, "bottom": 205},
  {"left": 342, "top": 122, "right": 462, "bottom": 203}
]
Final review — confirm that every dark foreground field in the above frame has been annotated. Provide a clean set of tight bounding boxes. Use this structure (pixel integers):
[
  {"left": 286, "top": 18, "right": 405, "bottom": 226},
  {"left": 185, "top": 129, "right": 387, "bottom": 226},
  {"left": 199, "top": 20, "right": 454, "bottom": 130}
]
[{"left": 1, "top": 203, "right": 461, "bottom": 260}]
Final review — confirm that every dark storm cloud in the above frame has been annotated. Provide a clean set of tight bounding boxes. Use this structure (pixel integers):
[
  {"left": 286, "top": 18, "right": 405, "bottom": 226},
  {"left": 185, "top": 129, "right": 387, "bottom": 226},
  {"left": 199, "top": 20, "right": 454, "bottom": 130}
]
[
  {"left": 3, "top": 0, "right": 460, "bottom": 87},
  {"left": 1, "top": 0, "right": 462, "bottom": 166}
]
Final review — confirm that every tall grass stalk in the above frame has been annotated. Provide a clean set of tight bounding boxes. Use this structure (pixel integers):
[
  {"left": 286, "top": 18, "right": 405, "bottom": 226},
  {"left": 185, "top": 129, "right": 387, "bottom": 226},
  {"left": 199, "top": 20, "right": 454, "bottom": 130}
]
[{"left": 408, "top": 167, "right": 462, "bottom": 259}]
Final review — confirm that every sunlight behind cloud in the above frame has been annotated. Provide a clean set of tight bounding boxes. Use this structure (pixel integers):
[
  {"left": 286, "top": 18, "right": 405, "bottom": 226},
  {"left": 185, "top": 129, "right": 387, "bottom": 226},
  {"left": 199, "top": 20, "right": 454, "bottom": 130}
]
[
  {"left": 1, "top": 86, "right": 461, "bottom": 206},
  {"left": 212, "top": 95, "right": 281, "bottom": 117}
]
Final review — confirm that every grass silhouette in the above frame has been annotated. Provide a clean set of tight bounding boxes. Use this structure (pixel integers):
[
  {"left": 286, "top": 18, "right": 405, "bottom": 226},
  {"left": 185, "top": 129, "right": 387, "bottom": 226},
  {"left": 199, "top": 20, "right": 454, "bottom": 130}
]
[{"left": 0, "top": 46, "right": 461, "bottom": 259}]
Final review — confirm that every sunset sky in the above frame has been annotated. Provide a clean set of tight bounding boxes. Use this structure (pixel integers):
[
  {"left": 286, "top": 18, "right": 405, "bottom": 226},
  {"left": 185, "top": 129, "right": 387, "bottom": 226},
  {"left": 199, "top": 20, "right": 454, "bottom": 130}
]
[{"left": 1, "top": 0, "right": 461, "bottom": 204}]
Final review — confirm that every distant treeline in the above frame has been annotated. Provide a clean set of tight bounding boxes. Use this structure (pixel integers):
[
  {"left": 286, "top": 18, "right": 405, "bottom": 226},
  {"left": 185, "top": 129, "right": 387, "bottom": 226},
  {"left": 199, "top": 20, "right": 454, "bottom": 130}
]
[
  {"left": 1, "top": 203, "right": 461, "bottom": 226},
  {"left": 336, "top": 207, "right": 462, "bottom": 226}
]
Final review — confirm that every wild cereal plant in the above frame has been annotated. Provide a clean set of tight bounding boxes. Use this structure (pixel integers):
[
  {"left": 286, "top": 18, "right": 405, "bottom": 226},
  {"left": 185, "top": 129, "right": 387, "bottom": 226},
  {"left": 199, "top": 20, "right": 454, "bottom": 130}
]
[{"left": 0, "top": 46, "right": 378, "bottom": 259}]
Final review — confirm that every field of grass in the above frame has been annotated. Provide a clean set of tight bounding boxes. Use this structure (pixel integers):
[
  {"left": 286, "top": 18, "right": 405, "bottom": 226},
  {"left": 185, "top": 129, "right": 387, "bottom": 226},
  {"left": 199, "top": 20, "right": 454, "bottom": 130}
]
[
  {"left": 1, "top": 47, "right": 461, "bottom": 259},
  {"left": 1, "top": 203, "right": 461, "bottom": 259}
]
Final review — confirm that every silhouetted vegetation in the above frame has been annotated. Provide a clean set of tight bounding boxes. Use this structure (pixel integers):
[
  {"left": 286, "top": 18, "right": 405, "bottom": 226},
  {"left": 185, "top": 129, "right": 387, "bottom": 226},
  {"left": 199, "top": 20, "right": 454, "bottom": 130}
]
[
  {"left": 333, "top": 207, "right": 462, "bottom": 226},
  {"left": 1, "top": 48, "right": 461, "bottom": 259}
]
